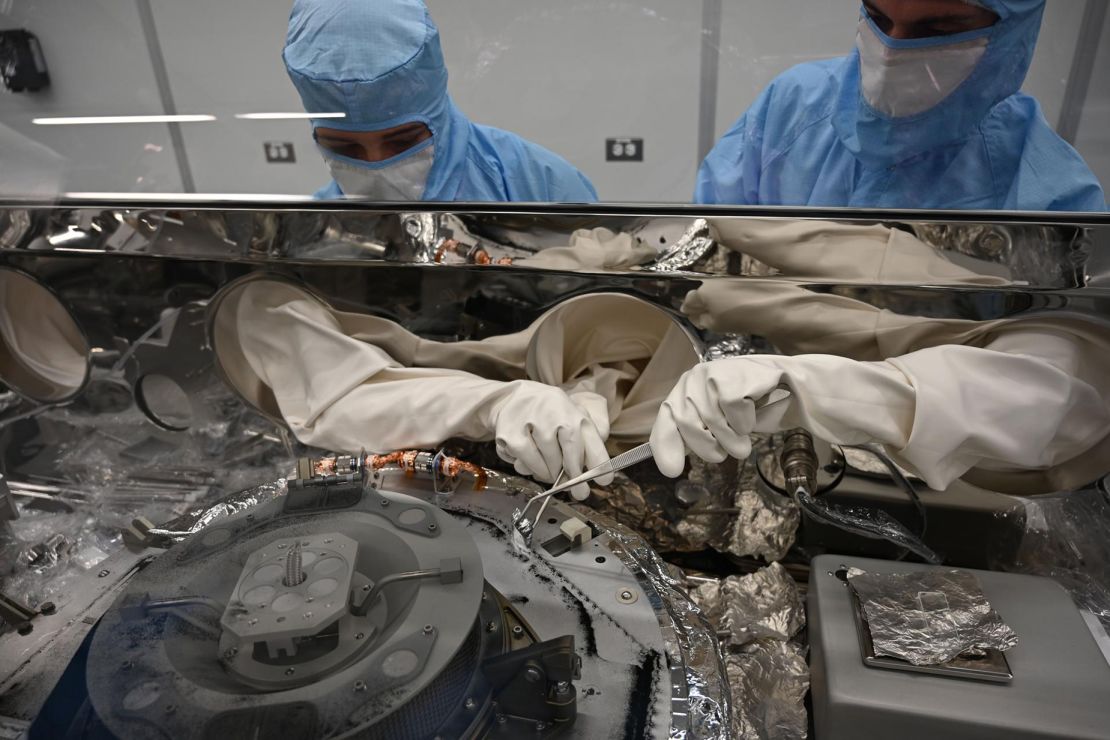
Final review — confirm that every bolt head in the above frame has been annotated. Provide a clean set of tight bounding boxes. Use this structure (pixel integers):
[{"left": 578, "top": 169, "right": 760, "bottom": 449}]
[
  {"left": 285, "top": 668, "right": 295, "bottom": 676},
  {"left": 97, "top": 569, "right": 111, "bottom": 578},
  {"left": 512, "top": 625, "right": 524, "bottom": 636},
  {"left": 524, "top": 666, "right": 543, "bottom": 683},
  {"left": 16, "top": 622, "right": 33, "bottom": 636},
  {"left": 39, "top": 601, "right": 57, "bottom": 615},
  {"left": 427, "top": 523, "right": 437, "bottom": 531},
  {"left": 355, "top": 632, "right": 365, "bottom": 640},
  {"left": 464, "top": 698, "right": 476, "bottom": 710},
  {"left": 423, "top": 624, "right": 434, "bottom": 635},
  {"left": 353, "top": 680, "right": 367, "bottom": 692}
]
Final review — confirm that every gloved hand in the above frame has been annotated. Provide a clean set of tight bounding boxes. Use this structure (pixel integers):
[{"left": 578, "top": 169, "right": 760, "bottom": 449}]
[
  {"left": 492, "top": 381, "right": 612, "bottom": 500},
  {"left": 650, "top": 342, "right": 1109, "bottom": 492},
  {"left": 650, "top": 355, "right": 911, "bottom": 478}
]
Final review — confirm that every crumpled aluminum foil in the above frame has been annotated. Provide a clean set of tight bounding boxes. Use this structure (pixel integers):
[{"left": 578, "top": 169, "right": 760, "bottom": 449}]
[
  {"left": 725, "top": 488, "right": 799, "bottom": 564},
  {"left": 689, "top": 563, "right": 805, "bottom": 648},
  {"left": 601, "top": 515, "right": 732, "bottom": 740},
  {"left": 588, "top": 472, "right": 699, "bottom": 553},
  {"left": 674, "top": 455, "right": 799, "bottom": 563},
  {"left": 704, "top": 335, "right": 757, "bottom": 361},
  {"left": 676, "top": 458, "right": 745, "bottom": 548},
  {"left": 725, "top": 640, "right": 809, "bottom": 740},
  {"left": 152, "top": 478, "right": 288, "bottom": 538},
  {"left": 848, "top": 568, "right": 1018, "bottom": 666},
  {"left": 648, "top": 219, "right": 717, "bottom": 272}
]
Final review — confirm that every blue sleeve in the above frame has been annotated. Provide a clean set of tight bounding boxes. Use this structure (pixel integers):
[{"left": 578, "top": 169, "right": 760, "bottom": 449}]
[
  {"left": 694, "top": 90, "right": 771, "bottom": 205},
  {"left": 550, "top": 166, "right": 598, "bottom": 203}
]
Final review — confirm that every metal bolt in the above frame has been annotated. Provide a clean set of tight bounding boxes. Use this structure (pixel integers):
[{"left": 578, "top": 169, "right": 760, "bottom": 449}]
[
  {"left": 379, "top": 498, "right": 390, "bottom": 508},
  {"left": 427, "top": 523, "right": 437, "bottom": 532},
  {"left": 616, "top": 588, "right": 638, "bottom": 605},
  {"left": 555, "top": 681, "right": 571, "bottom": 694},
  {"left": 16, "top": 622, "right": 33, "bottom": 636},
  {"left": 355, "top": 632, "right": 365, "bottom": 640},
  {"left": 512, "top": 625, "right": 524, "bottom": 638},
  {"left": 98, "top": 569, "right": 111, "bottom": 578},
  {"left": 285, "top": 668, "right": 296, "bottom": 676},
  {"left": 524, "top": 666, "right": 543, "bottom": 683},
  {"left": 362, "top": 584, "right": 371, "bottom": 592},
  {"left": 486, "top": 621, "right": 498, "bottom": 633},
  {"left": 353, "top": 680, "right": 367, "bottom": 692},
  {"left": 464, "top": 698, "right": 476, "bottom": 710},
  {"left": 423, "top": 624, "right": 434, "bottom": 635},
  {"left": 39, "top": 601, "right": 56, "bottom": 615}
]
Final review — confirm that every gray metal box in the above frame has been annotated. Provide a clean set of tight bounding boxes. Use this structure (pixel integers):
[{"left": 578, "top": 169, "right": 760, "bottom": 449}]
[{"left": 809, "top": 555, "right": 1110, "bottom": 740}]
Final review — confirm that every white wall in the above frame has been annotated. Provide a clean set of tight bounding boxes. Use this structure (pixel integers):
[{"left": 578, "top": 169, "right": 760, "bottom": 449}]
[
  {"left": 0, "top": 0, "right": 1106, "bottom": 202},
  {"left": 147, "top": 0, "right": 328, "bottom": 195},
  {"left": 1074, "top": 7, "right": 1110, "bottom": 196},
  {"left": 0, "top": 0, "right": 182, "bottom": 194}
]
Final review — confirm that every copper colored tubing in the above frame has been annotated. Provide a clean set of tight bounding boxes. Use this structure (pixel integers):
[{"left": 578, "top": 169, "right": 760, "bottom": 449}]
[
  {"left": 368, "top": 450, "right": 488, "bottom": 490},
  {"left": 369, "top": 451, "right": 405, "bottom": 470},
  {"left": 442, "top": 457, "right": 488, "bottom": 490}
]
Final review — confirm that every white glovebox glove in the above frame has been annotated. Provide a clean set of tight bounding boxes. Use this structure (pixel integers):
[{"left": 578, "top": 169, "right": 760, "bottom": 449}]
[
  {"left": 235, "top": 282, "right": 610, "bottom": 500},
  {"left": 650, "top": 333, "right": 1110, "bottom": 492}
]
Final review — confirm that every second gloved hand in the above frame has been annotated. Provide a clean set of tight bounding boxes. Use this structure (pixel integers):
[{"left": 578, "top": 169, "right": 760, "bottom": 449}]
[
  {"left": 650, "top": 355, "right": 913, "bottom": 478},
  {"left": 492, "top": 381, "right": 613, "bottom": 500}
]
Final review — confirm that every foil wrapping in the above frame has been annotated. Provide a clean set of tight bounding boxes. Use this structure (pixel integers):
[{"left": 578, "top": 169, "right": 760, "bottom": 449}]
[
  {"left": 600, "top": 515, "right": 732, "bottom": 740},
  {"left": 588, "top": 472, "right": 698, "bottom": 553},
  {"left": 675, "top": 458, "right": 743, "bottom": 548},
  {"left": 725, "top": 488, "right": 799, "bottom": 564},
  {"left": 154, "top": 478, "right": 288, "bottom": 538},
  {"left": 689, "top": 563, "right": 804, "bottom": 648},
  {"left": 848, "top": 568, "right": 1018, "bottom": 666},
  {"left": 648, "top": 219, "right": 718, "bottom": 272},
  {"left": 725, "top": 640, "right": 809, "bottom": 740},
  {"left": 704, "top": 335, "right": 757, "bottom": 361}
]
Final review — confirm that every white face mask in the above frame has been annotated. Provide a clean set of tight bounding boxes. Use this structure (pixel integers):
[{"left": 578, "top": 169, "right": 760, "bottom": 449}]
[
  {"left": 856, "top": 18, "right": 989, "bottom": 118},
  {"left": 323, "top": 144, "right": 435, "bottom": 200}
]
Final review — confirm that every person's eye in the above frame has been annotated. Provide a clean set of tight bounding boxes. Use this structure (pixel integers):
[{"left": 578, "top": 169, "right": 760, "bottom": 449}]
[{"left": 866, "top": 10, "right": 892, "bottom": 34}]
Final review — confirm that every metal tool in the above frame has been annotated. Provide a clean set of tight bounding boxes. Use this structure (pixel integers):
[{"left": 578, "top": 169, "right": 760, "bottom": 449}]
[{"left": 540, "top": 442, "right": 654, "bottom": 500}]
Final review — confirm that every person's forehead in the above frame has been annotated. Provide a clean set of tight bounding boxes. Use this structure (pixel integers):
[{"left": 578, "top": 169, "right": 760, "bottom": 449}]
[
  {"left": 865, "top": 0, "right": 989, "bottom": 17},
  {"left": 316, "top": 123, "right": 429, "bottom": 141}
]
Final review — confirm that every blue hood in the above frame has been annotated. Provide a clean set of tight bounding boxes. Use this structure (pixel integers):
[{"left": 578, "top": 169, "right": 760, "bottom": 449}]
[
  {"left": 283, "top": 0, "right": 472, "bottom": 199},
  {"left": 832, "top": 0, "right": 1047, "bottom": 163}
]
